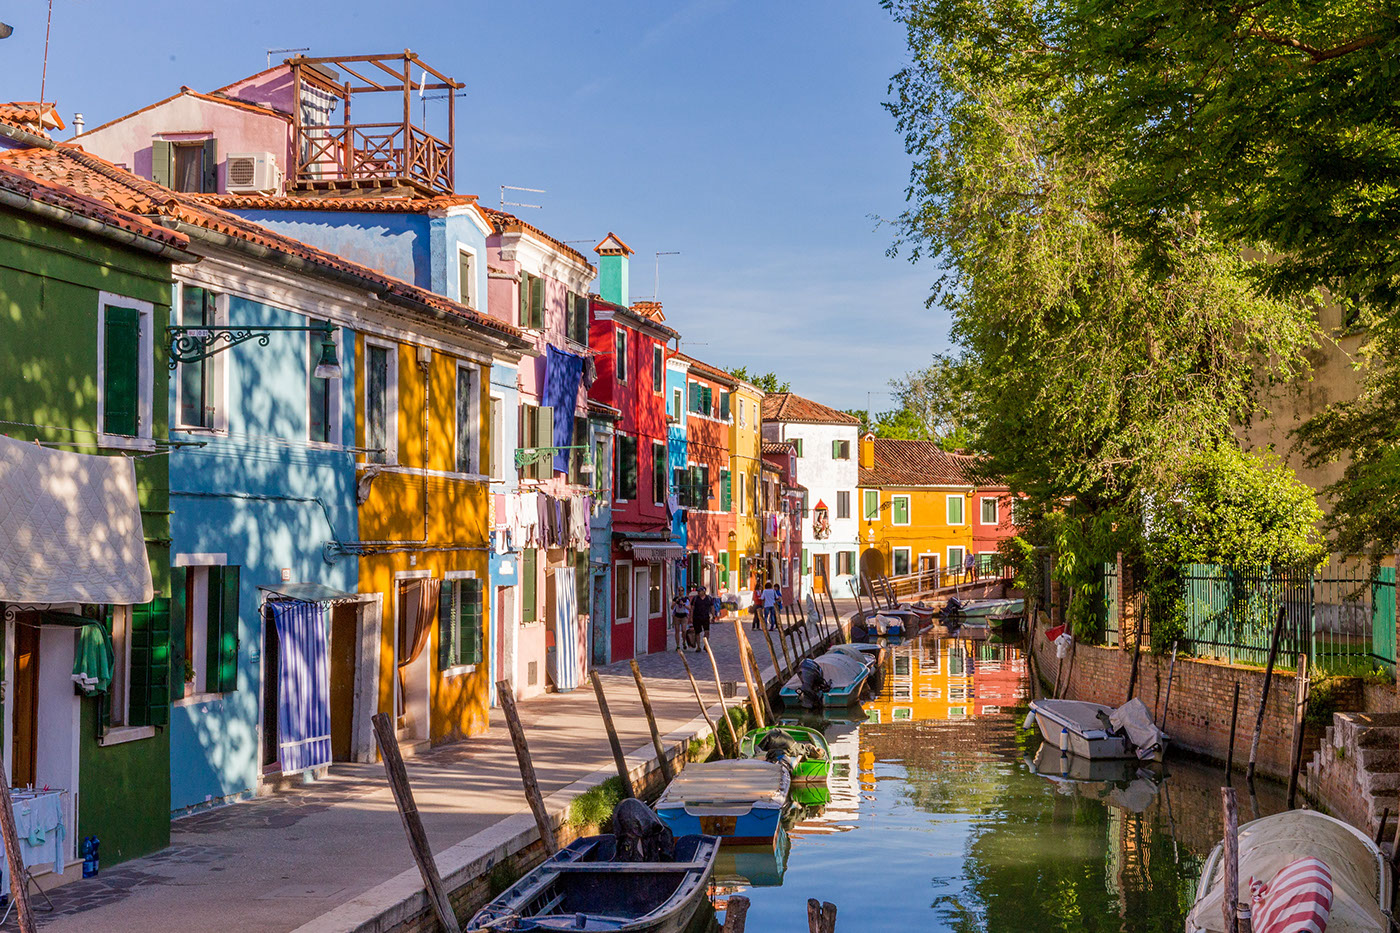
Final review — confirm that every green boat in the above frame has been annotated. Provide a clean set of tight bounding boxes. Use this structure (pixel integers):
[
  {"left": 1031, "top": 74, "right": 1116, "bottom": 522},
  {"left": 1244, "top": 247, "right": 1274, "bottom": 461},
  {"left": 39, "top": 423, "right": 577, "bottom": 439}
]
[{"left": 738, "top": 726, "right": 831, "bottom": 783}]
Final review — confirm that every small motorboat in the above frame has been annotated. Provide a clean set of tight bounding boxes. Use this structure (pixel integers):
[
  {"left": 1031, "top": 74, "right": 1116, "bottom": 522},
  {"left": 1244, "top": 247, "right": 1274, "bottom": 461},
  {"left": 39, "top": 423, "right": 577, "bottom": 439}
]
[
  {"left": 779, "top": 649, "right": 875, "bottom": 708},
  {"left": 871, "top": 613, "right": 905, "bottom": 636},
  {"left": 466, "top": 833, "right": 720, "bottom": 932},
  {"left": 655, "top": 760, "right": 790, "bottom": 846},
  {"left": 1186, "top": 809, "right": 1393, "bottom": 933},
  {"left": 738, "top": 725, "right": 832, "bottom": 782},
  {"left": 1023, "top": 697, "right": 1166, "bottom": 761}
]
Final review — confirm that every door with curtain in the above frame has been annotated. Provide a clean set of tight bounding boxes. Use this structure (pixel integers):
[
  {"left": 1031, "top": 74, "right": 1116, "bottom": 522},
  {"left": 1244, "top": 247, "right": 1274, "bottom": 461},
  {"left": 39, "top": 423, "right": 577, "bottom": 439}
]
[
  {"left": 266, "top": 600, "right": 332, "bottom": 775},
  {"left": 395, "top": 578, "right": 439, "bottom": 744}
]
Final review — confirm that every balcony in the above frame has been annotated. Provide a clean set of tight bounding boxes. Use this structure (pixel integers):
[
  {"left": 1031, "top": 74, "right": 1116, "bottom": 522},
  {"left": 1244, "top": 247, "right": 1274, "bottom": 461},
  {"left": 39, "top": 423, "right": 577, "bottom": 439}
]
[{"left": 288, "top": 52, "right": 461, "bottom": 196}]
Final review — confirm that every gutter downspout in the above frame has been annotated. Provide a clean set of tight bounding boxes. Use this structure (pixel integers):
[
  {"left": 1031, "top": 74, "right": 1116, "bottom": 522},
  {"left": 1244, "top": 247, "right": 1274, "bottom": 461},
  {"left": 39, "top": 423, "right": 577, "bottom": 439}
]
[{"left": 0, "top": 186, "right": 194, "bottom": 263}]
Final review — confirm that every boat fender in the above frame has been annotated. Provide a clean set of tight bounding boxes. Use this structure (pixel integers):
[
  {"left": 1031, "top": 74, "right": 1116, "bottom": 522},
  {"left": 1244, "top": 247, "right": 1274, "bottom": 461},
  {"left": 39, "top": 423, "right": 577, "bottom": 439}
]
[
  {"left": 1022, "top": 709, "right": 1037, "bottom": 731},
  {"left": 1060, "top": 727, "right": 1069, "bottom": 752}
]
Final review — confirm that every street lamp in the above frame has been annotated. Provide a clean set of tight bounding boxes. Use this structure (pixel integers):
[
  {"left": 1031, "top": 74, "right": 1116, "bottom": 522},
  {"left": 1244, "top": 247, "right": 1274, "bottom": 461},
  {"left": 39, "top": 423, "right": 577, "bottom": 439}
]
[{"left": 165, "top": 321, "right": 342, "bottom": 377}]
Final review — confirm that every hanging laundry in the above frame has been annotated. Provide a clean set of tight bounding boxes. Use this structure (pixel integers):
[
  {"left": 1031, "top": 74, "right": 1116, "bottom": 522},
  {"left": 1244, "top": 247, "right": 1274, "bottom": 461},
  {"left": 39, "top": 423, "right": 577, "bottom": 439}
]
[
  {"left": 544, "top": 346, "right": 586, "bottom": 474},
  {"left": 519, "top": 492, "right": 540, "bottom": 548}
]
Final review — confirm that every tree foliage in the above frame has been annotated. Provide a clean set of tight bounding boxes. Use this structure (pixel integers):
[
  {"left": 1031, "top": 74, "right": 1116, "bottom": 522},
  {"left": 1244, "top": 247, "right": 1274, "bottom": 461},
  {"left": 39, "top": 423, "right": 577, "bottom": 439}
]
[
  {"left": 729, "top": 367, "right": 790, "bottom": 394},
  {"left": 889, "top": 353, "right": 979, "bottom": 449}
]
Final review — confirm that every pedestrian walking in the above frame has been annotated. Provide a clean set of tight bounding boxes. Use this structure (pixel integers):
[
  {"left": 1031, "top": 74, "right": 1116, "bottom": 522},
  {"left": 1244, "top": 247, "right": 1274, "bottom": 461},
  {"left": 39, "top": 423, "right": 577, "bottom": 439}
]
[
  {"left": 760, "top": 581, "right": 782, "bottom": 630},
  {"left": 672, "top": 590, "right": 692, "bottom": 650},
  {"left": 964, "top": 551, "right": 977, "bottom": 582},
  {"left": 690, "top": 585, "right": 714, "bottom": 651}
]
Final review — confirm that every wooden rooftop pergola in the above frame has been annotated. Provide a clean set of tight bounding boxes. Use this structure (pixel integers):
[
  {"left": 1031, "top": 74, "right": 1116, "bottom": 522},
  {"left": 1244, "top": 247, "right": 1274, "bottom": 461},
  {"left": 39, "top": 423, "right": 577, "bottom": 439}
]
[{"left": 287, "top": 51, "right": 464, "bottom": 196}]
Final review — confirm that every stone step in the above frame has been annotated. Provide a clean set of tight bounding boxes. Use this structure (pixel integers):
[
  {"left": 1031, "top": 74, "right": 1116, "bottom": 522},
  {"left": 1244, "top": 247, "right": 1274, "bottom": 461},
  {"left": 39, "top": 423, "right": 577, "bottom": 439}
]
[
  {"left": 1349, "top": 714, "right": 1400, "bottom": 747},
  {"left": 1366, "top": 771, "right": 1400, "bottom": 795},
  {"left": 1361, "top": 746, "right": 1400, "bottom": 773}
]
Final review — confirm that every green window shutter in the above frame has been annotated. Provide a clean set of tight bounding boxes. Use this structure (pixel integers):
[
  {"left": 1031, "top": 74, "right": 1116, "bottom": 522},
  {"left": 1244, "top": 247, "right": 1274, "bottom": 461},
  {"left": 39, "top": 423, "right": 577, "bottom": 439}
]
[
  {"left": 129, "top": 597, "right": 172, "bottom": 727},
  {"left": 719, "top": 392, "right": 730, "bottom": 421},
  {"left": 170, "top": 566, "right": 187, "bottom": 701},
  {"left": 893, "top": 497, "right": 909, "bottom": 524},
  {"left": 702, "top": 386, "right": 712, "bottom": 414},
  {"left": 518, "top": 273, "right": 530, "bottom": 326},
  {"left": 720, "top": 469, "right": 731, "bottom": 512},
  {"left": 653, "top": 445, "right": 666, "bottom": 505},
  {"left": 864, "top": 490, "right": 879, "bottom": 521},
  {"left": 652, "top": 346, "right": 663, "bottom": 393},
  {"left": 719, "top": 552, "right": 729, "bottom": 588},
  {"left": 535, "top": 406, "right": 554, "bottom": 479},
  {"left": 152, "top": 139, "right": 173, "bottom": 187},
  {"left": 832, "top": 440, "right": 840, "bottom": 459},
  {"left": 530, "top": 274, "right": 545, "bottom": 329},
  {"left": 688, "top": 383, "right": 698, "bottom": 413},
  {"left": 201, "top": 138, "right": 218, "bottom": 193},
  {"left": 621, "top": 436, "right": 639, "bottom": 499},
  {"left": 522, "top": 549, "right": 538, "bottom": 622},
  {"left": 574, "top": 553, "right": 591, "bottom": 615},
  {"left": 103, "top": 305, "right": 141, "bottom": 436},
  {"left": 213, "top": 565, "right": 240, "bottom": 693},
  {"left": 438, "top": 581, "right": 458, "bottom": 669},
  {"left": 802, "top": 548, "right": 809, "bottom": 573},
  {"left": 462, "top": 578, "right": 483, "bottom": 664}
]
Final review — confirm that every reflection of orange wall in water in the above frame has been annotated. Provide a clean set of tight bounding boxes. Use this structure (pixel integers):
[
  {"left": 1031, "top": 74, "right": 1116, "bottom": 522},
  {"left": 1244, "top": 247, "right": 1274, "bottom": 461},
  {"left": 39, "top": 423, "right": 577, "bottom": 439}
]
[{"left": 864, "top": 638, "right": 976, "bottom": 724}]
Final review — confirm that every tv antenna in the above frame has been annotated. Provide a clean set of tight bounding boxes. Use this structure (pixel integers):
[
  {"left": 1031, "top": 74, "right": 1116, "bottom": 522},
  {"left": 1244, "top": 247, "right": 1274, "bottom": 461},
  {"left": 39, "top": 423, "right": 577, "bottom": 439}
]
[
  {"left": 501, "top": 185, "right": 545, "bottom": 210},
  {"left": 654, "top": 251, "right": 681, "bottom": 301},
  {"left": 267, "top": 47, "right": 311, "bottom": 68}
]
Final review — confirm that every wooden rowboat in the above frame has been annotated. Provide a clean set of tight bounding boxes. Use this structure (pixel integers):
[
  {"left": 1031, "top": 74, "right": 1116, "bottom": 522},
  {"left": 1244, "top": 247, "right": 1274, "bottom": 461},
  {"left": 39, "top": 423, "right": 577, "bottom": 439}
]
[{"left": 466, "top": 833, "right": 719, "bottom": 931}]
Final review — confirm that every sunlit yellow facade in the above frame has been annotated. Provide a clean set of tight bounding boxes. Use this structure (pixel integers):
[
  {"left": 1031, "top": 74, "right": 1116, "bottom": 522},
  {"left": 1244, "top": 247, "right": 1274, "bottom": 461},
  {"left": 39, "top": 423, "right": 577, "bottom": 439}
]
[
  {"left": 864, "top": 638, "right": 976, "bottom": 723},
  {"left": 857, "top": 433, "right": 975, "bottom": 582},
  {"left": 730, "top": 381, "right": 764, "bottom": 594}
]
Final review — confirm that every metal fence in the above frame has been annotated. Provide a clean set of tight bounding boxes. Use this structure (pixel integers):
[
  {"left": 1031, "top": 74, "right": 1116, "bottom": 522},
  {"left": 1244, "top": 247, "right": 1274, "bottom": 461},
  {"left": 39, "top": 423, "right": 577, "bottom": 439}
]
[{"left": 1180, "top": 563, "right": 1397, "bottom": 675}]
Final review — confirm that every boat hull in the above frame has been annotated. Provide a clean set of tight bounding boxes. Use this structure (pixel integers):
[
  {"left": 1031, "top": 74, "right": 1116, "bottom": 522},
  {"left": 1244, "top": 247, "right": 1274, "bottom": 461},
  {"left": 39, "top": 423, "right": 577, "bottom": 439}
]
[
  {"left": 778, "top": 666, "right": 870, "bottom": 708},
  {"left": 1026, "top": 699, "right": 1162, "bottom": 761},
  {"left": 655, "top": 804, "right": 784, "bottom": 847}
]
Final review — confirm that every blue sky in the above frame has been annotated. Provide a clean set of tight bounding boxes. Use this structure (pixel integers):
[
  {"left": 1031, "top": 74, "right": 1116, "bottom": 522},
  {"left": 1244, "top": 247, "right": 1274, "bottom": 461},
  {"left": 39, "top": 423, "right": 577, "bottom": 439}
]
[{"left": 2, "top": 0, "right": 950, "bottom": 409}]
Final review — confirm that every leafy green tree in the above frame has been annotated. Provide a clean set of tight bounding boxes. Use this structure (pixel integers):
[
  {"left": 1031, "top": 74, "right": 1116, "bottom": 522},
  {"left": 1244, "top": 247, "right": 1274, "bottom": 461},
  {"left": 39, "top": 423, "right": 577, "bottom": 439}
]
[
  {"left": 890, "top": 352, "right": 980, "bottom": 448},
  {"left": 729, "top": 367, "right": 790, "bottom": 394},
  {"left": 844, "top": 406, "right": 944, "bottom": 443}
]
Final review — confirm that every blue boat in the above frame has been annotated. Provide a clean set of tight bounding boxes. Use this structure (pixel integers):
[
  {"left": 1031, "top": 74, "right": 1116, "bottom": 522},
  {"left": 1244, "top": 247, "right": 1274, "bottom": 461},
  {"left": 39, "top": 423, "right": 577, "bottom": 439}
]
[
  {"left": 466, "top": 833, "right": 719, "bottom": 932},
  {"left": 779, "top": 649, "right": 875, "bottom": 708},
  {"left": 654, "top": 760, "right": 790, "bottom": 846}
]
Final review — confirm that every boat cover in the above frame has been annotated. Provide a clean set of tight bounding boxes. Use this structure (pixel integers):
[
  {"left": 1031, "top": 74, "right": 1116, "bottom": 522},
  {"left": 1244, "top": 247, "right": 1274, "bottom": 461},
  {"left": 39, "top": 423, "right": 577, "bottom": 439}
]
[
  {"left": 812, "top": 651, "right": 869, "bottom": 687},
  {"left": 1187, "top": 811, "right": 1387, "bottom": 933},
  {"left": 1031, "top": 700, "right": 1117, "bottom": 737},
  {"left": 1109, "top": 698, "right": 1165, "bottom": 760},
  {"left": 657, "top": 760, "right": 789, "bottom": 809}
]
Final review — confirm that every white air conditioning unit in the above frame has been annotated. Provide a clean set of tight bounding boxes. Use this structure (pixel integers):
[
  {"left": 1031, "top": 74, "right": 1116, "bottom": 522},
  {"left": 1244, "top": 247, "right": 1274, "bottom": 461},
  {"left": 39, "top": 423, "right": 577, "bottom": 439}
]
[{"left": 225, "top": 152, "right": 282, "bottom": 194}]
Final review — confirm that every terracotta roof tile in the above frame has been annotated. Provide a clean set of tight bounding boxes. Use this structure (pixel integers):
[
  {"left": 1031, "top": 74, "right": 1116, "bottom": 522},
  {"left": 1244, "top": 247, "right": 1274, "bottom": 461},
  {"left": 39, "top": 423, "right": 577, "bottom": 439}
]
[
  {"left": 859, "top": 438, "right": 975, "bottom": 488},
  {"left": 481, "top": 207, "right": 594, "bottom": 269},
  {"left": 673, "top": 352, "right": 736, "bottom": 386},
  {"left": 0, "top": 102, "right": 63, "bottom": 134},
  {"left": 762, "top": 441, "right": 796, "bottom": 455},
  {"left": 0, "top": 158, "right": 190, "bottom": 252},
  {"left": 630, "top": 300, "right": 664, "bottom": 321},
  {"left": 0, "top": 147, "right": 524, "bottom": 345},
  {"left": 760, "top": 392, "right": 860, "bottom": 426}
]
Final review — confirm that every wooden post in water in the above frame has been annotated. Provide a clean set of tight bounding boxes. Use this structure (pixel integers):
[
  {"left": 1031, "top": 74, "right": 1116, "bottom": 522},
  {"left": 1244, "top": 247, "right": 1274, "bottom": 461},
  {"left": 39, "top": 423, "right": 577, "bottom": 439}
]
[
  {"left": 1222, "top": 786, "right": 1241, "bottom": 933},
  {"left": 495, "top": 682, "right": 557, "bottom": 856},
  {"left": 1226, "top": 682, "right": 1241, "bottom": 779},
  {"left": 807, "top": 898, "right": 838, "bottom": 933},
  {"left": 1377, "top": 807, "right": 1390, "bottom": 846},
  {"left": 1160, "top": 640, "right": 1179, "bottom": 733},
  {"left": 0, "top": 784, "right": 36, "bottom": 933},
  {"left": 589, "top": 670, "right": 637, "bottom": 799},
  {"left": 762, "top": 623, "right": 789, "bottom": 678},
  {"left": 723, "top": 895, "right": 750, "bottom": 932},
  {"left": 732, "top": 618, "right": 766, "bottom": 729},
  {"left": 371, "top": 712, "right": 463, "bottom": 933},
  {"left": 630, "top": 660, "right": 675, "bottom": 784},
  {"left": 1247, "top": 607, "right": 1289, "bottom": 785},
  {"left": 742, "top": 632, "right": 775, "bottom": 725},
  {"left": 1287, "top": 655, "right": 1310, "bottom": 809},
  {"left": 1126, "top": 620, "right": 1143, "bottom": 702},
  {"left": 676, "top": 650, "right": 719, "bottom": 746},
  {"left": 704, "top": 637, "right": 741, "bottom": 753}
]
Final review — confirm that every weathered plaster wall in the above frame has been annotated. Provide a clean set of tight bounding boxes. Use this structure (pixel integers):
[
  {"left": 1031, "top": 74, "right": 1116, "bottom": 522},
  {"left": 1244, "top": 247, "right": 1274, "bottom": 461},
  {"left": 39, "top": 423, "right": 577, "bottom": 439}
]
[{"left": 764, "top": 420, "right": 860, "bottom": 598}]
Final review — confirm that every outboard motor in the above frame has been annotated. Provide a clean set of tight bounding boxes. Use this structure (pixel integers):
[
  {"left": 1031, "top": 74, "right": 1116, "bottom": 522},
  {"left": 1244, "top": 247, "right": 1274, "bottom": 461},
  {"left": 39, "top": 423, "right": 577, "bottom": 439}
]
[
  {"left": 612, "top": 798, "right": 675, "bottom": 863},
  {"left": 797, "top": 658, "right": 831, "bottom": 710},
  {"left": 940, "top": 597, "right": 965, "bottom": 630}
]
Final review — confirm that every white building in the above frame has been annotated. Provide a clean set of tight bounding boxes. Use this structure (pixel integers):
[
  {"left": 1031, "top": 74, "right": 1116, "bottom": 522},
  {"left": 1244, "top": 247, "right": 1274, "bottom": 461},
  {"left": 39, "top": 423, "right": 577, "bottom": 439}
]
[{"left": 760, "top": 393, "right": 861, "bottom": 599}]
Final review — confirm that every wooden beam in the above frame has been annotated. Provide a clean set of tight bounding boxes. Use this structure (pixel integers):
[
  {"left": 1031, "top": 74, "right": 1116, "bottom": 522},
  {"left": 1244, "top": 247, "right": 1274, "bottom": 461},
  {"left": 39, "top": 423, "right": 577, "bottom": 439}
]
[
  {"left": 589, "top": 670, "right": 636, "bottom": 798},
  {"left": 676, "top": 649, "right": 719, "bottom": 750},
  {"left": 1222, "top": 787, "right": 1240, "bottom": 933},
  {"left": 704, "top": 637, "right": 741, "bottom": 754},
  {"left": 496, "top": 681, "right": 557, "bottom": 855},
  {"left": 1247, "top": 607, "right": 1288, "bottom": 785},
  {"left": 732, "top": 618, "right": 766, "bottom": 729},
  {"left": 371, "top": 713, "right": 462, "bottom": 933},
  {"left": 630, "top": 660, "right": 675, "bottom": 783}
]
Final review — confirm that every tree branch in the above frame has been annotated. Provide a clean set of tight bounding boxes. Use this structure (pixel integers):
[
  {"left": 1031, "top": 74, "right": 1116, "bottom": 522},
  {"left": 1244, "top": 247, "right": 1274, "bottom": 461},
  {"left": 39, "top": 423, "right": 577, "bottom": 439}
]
[{"left": 1245, "top": 27, "right": 1384, "bottom": 63}]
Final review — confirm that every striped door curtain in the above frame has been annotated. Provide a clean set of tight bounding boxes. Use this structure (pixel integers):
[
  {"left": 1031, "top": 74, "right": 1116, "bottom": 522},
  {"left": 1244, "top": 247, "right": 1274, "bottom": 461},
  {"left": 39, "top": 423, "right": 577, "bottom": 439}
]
[
  {"left": 551, "top": 568, "right": 580, "bottom": 692},
  {"left": 1250, "top": 857, "right": 1333, "bottom": 933},
  {"left": 269, "top": 600, "right": 332, "bottom": 774}
]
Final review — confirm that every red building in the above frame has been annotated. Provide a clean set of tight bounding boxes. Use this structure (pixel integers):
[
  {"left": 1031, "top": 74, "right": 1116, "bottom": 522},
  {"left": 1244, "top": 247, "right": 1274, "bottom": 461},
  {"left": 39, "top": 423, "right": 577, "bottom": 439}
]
[
  {"left": 676, "top": 353, "right": 736, "bottom": 598},
  {"left": 970, "top": 645, "right": 1028, "bottom": 715},
  {"left": 762, "top": 440, "right": 805, "bottom": 605},
  {"left": 588, "top": 235, "right": 681, "bottom": 660},
  {"left": 970, "top": 482, "right": 1022, "bottom": 574}
]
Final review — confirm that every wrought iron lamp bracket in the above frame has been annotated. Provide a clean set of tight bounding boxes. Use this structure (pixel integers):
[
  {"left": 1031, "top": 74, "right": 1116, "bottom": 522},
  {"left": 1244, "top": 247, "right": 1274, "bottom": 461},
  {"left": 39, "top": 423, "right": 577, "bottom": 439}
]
[
  {"left": 165, "top": 323, "right": 336, "bottom": 368},
  {"left": 513, "top": 445, "right": 592, "bottom": 469}
]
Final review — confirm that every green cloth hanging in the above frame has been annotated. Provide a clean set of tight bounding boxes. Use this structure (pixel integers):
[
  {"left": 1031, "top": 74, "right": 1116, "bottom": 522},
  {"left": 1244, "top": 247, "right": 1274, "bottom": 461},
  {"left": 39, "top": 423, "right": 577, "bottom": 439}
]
[{"left": 71, "top": 622, "right": 114, "bottom": 695}]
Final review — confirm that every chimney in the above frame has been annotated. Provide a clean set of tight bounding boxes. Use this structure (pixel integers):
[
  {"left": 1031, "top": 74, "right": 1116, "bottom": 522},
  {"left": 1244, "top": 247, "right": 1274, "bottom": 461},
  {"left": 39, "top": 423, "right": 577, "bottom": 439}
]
[
  {"left": 72, "top": 112, "right": 84, "bottom": 135},
  {"left": 594, "top": 232, "right": 633, "bottom": 307},
  {"left": 631, "top": 300, "right": 664, "bottom": 321},
  {"left": 860, "top": 432, "right": 876, "bottom": 470}
]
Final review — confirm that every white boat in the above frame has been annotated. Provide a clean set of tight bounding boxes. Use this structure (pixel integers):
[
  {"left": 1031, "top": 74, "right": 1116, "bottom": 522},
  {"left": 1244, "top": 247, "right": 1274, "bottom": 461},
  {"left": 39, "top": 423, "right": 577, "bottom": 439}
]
[
  {"left": 1023, "top": 698, "right": 1166, "bottom": 762},
  {"left": 1186, "top": 810, "right": 1393, "bottom": 933}
]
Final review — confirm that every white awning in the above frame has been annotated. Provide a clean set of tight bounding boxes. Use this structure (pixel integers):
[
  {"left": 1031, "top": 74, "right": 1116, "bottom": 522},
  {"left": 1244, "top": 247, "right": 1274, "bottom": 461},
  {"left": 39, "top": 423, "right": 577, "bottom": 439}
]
[
  {"left": 629, "top": 543, "right": 686, "bottom": 562},
  {"left": 0, "top": 434, "right": 153, "bottom": 605}
]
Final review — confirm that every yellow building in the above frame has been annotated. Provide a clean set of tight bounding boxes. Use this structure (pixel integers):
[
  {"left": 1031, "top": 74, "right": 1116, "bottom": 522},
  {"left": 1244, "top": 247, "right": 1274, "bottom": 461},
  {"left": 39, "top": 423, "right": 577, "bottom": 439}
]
[
  {"left": 352, "top": 314, "right": 531, "bottom": 749},
  {"left": 857, "top": 434, "right": 975, "bottom": 585},
  {"left": 729, "top": 379, "right": 765, "bottom": 598}
]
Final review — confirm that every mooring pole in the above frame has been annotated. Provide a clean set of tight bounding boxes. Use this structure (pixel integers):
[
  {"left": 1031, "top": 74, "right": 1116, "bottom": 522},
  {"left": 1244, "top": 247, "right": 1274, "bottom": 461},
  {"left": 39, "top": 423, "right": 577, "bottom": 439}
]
[
  {"left": 1160, "top": 640, "right": 1179, "bottom": 733},
  {"left": 807, "top": 898, "right": 838, "bottom": 933},
  {"left": 496, "top": 682, "right": 557, "bottom": 855},
  {"left": 630, "top": 660, "right": 675, "bottom": 783},
  {"left": 589, "top": 670, "right": 637, "bottom": 799},
  {"left": 732, "top": 618, "right": 766, "bottom": 729},
  {"left": 371, "top": 713, "right": 463, "bottom": 933},
  {"left": 1226, "top": 682, "right": 1241, "bottom": 779},
  {"left": 704, "top": 636, "right": 741, "bottom": 754},
  {"left": 1286, "top": 654, "right": 1310, "bottom": 809},
  {"left": 1247, "top": 607, "right": 1289, "bottom": 785},
  {"left": 676, "top": 650, "right": 718, "bottom": 745},
  {"left": 1222, "top": 786, "right": 1241, "bottom": 933}
]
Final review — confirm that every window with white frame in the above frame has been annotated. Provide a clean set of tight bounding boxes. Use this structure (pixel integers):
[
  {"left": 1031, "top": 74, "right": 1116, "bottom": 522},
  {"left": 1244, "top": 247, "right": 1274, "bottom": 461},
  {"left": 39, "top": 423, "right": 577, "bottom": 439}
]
[
  {"left": 178, "top": 563, "right": 240, "bottom": 696},
  {"left": 365, "top": 340, "right": 398, "bottom": 464},
  {"left": 98, "top": 292, "right": 154, "bottom": 447},
  {"left": 672, "top": 388, "right": 683, "bottom": 420},
  {"left": 980, "top": 497, "right": 999, "bottom": 525},
  {"left": 948, "top": 545, "right": 966, "bottom": 570},
  {"left": 307, "top": 320, "right": 340, "bottom": 445},
  {"left": 614, "top": 328, "right": 628, "bottom": 382},
  {"left": 739, "top": 472, "right": 747, "bottom": 514},
  {"left": 108, "top": 605, "right": 131, "bottom": 726},
  {"left": 176, "top": 285, "right": 225, "bottom": 431},
  {"left": 489, "top": 394, "right": 505, "bottom": 481},
  {"left": 892, "top": 547, "right": 911, "bottom": 576},
  {"left": 455, "top": 363, "right": 479, "bottom": 474},
  {"left": 836, "top": 490, "right": 851, "bottom": 519},
  {"left": 739, "top": 398, "right": 746, "bottom": 427},
  {"left": 946, "top": 494, "right": 965, "bottom": 525},
  {"left": 439, "top": 573, "right": 483, "bottom": 670},
  {"left": 891, "top": 495, "right": 911, "bottom": 525},
  {"left": 457, "top": 247, "right": 478, "bottom": 310},
  {"left": 614, "top": 566, "right": 632, "bottom": 627}
]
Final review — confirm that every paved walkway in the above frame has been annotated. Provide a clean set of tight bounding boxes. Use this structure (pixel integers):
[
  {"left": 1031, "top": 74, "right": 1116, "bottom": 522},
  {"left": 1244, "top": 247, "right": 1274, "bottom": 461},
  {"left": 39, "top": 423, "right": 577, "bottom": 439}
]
[{"left": 23, "top": 604, "right": 855, "bottom": 933}]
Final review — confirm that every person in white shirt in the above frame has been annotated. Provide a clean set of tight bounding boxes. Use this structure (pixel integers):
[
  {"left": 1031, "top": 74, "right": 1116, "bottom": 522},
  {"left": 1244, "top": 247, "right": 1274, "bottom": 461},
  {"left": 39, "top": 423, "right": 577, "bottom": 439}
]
[{"left": 760, "top": 582, "right": 782, "bottom": 630}]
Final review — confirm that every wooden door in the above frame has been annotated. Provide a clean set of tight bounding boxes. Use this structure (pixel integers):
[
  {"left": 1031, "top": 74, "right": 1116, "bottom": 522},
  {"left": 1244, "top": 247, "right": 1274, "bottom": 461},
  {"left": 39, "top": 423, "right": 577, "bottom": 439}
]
[
  {"left": 12, "top": 621, "right": 39, "bottom": 787},
  {"left": 633, "top": 566, "right": 650, "bottom": 656},
  {"left": 328, "top": 603, "right": 356, "bottom": 762},
  {"left": 814, "top": 554, "right": 830, "bottom": 594}
]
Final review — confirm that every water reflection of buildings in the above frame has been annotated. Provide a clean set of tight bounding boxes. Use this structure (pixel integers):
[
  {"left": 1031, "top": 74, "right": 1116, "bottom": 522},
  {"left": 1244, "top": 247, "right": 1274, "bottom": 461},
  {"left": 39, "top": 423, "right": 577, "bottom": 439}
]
[{"left": 864, "top": 638, "right": 1027, "bottom": 724}]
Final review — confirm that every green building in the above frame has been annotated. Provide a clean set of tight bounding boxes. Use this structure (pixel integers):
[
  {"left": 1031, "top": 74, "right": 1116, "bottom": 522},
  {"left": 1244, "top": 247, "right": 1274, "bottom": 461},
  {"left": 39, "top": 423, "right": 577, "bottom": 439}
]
[{"left": 0, "top": 144, "right": 194, "bottom": 873}]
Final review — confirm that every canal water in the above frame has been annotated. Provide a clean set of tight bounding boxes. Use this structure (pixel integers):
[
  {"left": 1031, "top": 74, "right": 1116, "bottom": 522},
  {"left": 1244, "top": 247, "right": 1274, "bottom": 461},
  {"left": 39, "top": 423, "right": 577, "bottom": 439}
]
[{"left": 713, "top": 631, "right": 1286, "bottom": 932}]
